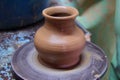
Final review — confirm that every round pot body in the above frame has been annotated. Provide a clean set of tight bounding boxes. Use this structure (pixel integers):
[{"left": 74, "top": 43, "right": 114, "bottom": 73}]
[
  {"left": 0, "top": 0, "right": 48, "bottom": 29},
  {"left": 34, "top": 6, "right": 86, "bottom": 68}
]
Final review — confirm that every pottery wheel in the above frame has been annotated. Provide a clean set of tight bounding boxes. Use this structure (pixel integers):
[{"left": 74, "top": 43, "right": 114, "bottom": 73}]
[{"left": 11, "top": 41, "right": 108, "bottom": 80}]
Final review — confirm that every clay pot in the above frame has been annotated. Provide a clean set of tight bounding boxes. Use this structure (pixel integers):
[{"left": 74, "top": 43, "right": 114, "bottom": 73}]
[{"left": 34, "top": 6, "right": 86, "bottom": 68}]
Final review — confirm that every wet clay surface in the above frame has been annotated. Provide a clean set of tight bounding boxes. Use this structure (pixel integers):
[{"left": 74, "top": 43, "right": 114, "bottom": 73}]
[
  {"left": 34, "top": 6, "right": 85, "bottom": 69},
  {"left": 11, "top": 42, "right": 107, "bottom": 80}
]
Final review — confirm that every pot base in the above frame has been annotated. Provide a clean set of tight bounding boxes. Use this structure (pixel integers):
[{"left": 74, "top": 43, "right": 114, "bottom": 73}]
[
  {"left": 38, "top": 54, "right": 81, "bottom": 69},
  {"left": 11, "top": 41, "right": 108, "bottom": 80}
]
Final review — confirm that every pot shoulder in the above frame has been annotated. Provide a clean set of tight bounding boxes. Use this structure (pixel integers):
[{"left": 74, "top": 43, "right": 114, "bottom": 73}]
[{"left": 34, "top": 26, "right": 86, "bottom": 51}]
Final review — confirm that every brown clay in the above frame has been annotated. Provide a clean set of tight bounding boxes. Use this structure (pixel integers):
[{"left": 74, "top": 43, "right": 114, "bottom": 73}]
[{"left": 34, "top": 6, "right": 86, "bottom": 68}]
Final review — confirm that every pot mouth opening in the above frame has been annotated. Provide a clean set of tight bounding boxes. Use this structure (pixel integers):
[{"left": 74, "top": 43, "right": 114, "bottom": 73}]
[
  {"left": 50, "top": 12, "right": 71, "bottom": 17},
  {"left": 42, "top": 6, "right": 79, "bottom": 19}
]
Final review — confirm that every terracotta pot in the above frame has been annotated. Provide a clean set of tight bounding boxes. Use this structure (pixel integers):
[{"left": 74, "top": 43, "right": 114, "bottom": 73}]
[{"left": 34, "top": 6, "right": 86, "bottom": 68}]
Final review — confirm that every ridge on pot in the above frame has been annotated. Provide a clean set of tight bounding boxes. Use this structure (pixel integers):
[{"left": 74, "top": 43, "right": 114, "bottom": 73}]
[{"left": 34, "top": 6, "right": 86, "bottom": 69}]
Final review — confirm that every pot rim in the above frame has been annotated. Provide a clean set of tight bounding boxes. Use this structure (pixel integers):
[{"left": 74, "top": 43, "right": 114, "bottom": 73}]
[{"left": 42, "top": 6, "right": 79, "bottom": 20}]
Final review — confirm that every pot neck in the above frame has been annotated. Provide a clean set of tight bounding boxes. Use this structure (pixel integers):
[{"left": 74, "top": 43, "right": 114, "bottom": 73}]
[
  {"left": 44, "top": 18, "right": 76, "bottom": 34},
  {"left": 42, "top": 6, "right": 79, "bottom": 34}
]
